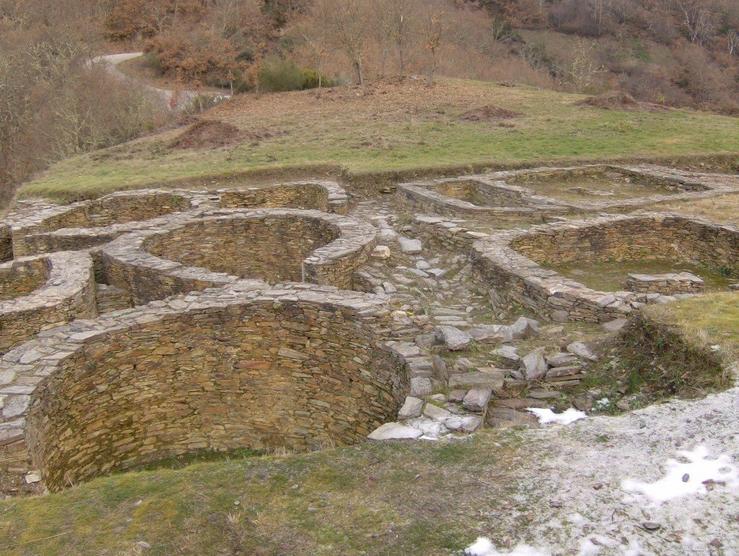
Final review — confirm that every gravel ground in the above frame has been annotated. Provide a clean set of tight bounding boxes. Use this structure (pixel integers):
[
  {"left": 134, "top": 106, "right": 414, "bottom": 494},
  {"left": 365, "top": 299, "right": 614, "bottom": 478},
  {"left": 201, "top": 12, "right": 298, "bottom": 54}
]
[{"left": 473, "top": 385, "right": 739, "bottom": 555}]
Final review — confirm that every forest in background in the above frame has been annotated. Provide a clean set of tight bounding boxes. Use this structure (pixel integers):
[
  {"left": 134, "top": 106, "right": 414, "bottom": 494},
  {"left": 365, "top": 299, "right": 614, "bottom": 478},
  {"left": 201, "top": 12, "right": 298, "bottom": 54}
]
[
  {"left": 1, "top": 0, "right": 738, "bottom": 207},
  {"left": 99, "top": 0, "right": 739, "bottom": 111}
]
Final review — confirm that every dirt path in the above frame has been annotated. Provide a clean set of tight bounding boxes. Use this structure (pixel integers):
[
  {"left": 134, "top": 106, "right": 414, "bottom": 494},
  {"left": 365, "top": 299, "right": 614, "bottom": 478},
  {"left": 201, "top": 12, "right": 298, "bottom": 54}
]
[{"left": 92, "top": 52, "right": 228, "bottom": 110}]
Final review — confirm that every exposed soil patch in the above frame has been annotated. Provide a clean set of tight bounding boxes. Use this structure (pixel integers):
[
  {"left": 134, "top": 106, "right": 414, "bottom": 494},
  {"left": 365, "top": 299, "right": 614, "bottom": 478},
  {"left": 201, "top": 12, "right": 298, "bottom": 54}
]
[
  {"left": 170, "top": 120, "right": 244, "bottom": 149},
  {"left": 459, "top": 104, "right": 522, "bottom": 122},
  {"left": 577, "top": 91, "right": 669, "bottom": 112}
]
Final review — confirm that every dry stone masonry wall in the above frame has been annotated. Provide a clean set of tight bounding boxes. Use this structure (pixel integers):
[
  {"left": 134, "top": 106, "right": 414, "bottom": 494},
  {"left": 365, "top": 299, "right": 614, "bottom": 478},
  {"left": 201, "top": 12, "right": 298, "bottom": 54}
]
[
  {"left": 397, "top": 177, "right": 565, "bottom": 221},
  {"left": 0, "top": 258, "right": 50, "bottom": 301},
  {"left": 0, "top": 252, "right": 96, "bottom": 353},
  {"left": 9, "top": 190, "right": 213, "bottom": 257},
  {"left": 399, "top": 165, "right": 739, "bottom": 218},
  {"left": 0, "top": 166, "right": 736, "bottom": 494},
  {"left": 0, "top": 283, "right": 410, "bottom": 491},
  {"left": 0, "top": 225, "right": 11, "bottom": 263},
  {"left": 509, "top": 214, "right": 737, "bottom": 269},
  {"left": 100, "top": 208, "right": 377, "bottom": 304},
  {"left": 493, "top": 164, "right": 736, "bottom": 212},
  {"left": 625, "top": 272, "right": 705, "bottom": 295},
  {"left": 219, "top": 181, "right": 349, "bottom": 214},
  {"left": 472, "top": 213, "right": 738, "bottom": 322}
]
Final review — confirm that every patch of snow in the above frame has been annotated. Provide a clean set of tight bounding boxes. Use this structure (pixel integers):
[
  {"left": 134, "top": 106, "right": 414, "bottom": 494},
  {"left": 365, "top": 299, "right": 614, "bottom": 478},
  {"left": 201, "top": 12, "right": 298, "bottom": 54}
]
[
  {"left": 406, "top": 417, "right": 448, "bottom": 439},
  {"left": 567, "top": 513, "right": 587, "bottom": 526},
  {"left": 577, "top": 538, "right": 601, "bottom": 556},
  {"left": 622, "top": 539, "right": 645, "bottom": 556},
  {"left": 526, "top": 408, "right": 587, "bottom": 425},
  {"left": 621, "top": 445, "right": 739, "bottom": 504},
  {"left": 577, "top": 535, "right": 616, "bottom": 556},
  {"left": 465, "top": 537, "right": 550, "bottom": 556}
]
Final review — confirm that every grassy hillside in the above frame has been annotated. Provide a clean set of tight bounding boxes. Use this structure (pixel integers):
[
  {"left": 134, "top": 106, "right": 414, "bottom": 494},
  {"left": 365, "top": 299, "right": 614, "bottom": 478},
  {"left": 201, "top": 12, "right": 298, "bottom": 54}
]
[{"left": 21, "top": 79, "right": 739, "bottom": 202}]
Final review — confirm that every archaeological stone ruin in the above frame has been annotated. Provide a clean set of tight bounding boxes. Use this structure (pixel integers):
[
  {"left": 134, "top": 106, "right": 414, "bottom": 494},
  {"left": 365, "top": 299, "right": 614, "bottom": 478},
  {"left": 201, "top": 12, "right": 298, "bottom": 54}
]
[{"left": 0, "top": 166, "right": 737, "bottom": 494}]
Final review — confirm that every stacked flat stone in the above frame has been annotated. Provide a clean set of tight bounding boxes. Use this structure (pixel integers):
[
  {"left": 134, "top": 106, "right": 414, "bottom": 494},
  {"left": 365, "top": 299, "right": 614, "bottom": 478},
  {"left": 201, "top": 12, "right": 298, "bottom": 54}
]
[
  {"left": 412, "top": 215, "right": 491, "bottom": 253},
  {"left": 397, "top": 165, "right": 739, "bottom": 218},
  {"left": 219, "top": 180, "right": 349, "bottom": 214},
  {"left": 100, "top": 208, "right": 377, "bottom": 304},
  {"left": 0, "top": 282, "right": 413, "bottom": 491},
  {"left": 396, "top": 177, "right": 563, "bottom": 220},
  {"left": 9, "top": 190, "right": 214, "bottom": 256},
  {"left": 0, "top": 252, "right": 96, "bottom": 353},
  {"left": 0, "top": 167, "right": 735, "bottom": 495},
  {"left": 0, "top": 224, "right": 11, "bottom": 262},
  {"left": 626, "top": 272, "right": 705, "bottom": 295},
  {"left": 471, "top": 213, "right": 737, "bottom": 322},
  {"left": 490, "top": 164, "right": 737, "bottom": 212},
  {"left": 409, "top": 213, "right": 739, "bottom": 323}
]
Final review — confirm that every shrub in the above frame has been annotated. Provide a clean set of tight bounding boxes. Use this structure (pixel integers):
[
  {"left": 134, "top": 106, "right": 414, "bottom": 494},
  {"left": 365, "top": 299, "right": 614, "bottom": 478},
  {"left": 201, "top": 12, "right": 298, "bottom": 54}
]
[
  {"left": 300, "top": 68, "right": 334, "bottom": 89},
  {"left": 144, "top": 29, "right": 243, "bottom": 89},
  {"left": 181, "top": 94, "right": 230, "bottom": 116},
  {"left": 258, "top": 56, "right": 306, "bottom": 92}
]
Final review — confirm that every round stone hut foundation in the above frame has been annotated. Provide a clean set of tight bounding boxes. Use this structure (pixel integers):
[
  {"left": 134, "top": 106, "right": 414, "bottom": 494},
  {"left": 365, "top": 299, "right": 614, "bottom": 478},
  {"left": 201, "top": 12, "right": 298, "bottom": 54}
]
[
  {"left": 100, "top": 208, "right": 377, "bottom": 304},
  {"left": 0, "top": 251, "right": 96, "bottom": 353},
  {"left": 0, "top": 283, "right": 410, "bottom": 491}
]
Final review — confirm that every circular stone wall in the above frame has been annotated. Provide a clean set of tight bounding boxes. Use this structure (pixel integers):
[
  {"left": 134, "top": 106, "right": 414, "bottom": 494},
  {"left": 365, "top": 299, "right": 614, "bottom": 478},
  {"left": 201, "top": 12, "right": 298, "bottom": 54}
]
[
  {"left": 43, "top": 191, "right": 192, "bottom": 229},
  {"left": 0, "top": 252, "right": 96, "bottom": 353},
  {"left": 0, "top": 258, "right": 49, "bottom": 301},
  {"left": 511, "top": 214, "right": 738, "bottom": 269},
  {"left": 101, "top": 209, "right": 376, "bottom": 304},
  {"left": 0, "top": 224, "right": 11, "bottom": 263},
  {"left": 10, "top": 190, "right": 209, "bottom": 256},
  {"left": 472, "top": 213, "right": 738, "bottom": 322},
  {"left": 396, "top": 177, "right": 565, "bottom": 221},
  {"left": 219, "top": 181, "right": 349, "bottom": 214},
  {"left": 0, "top": 284, "right": 408, "bottom": 490},
  {"left": 495, "top": 164, "right": 733, "bottom": 211}
]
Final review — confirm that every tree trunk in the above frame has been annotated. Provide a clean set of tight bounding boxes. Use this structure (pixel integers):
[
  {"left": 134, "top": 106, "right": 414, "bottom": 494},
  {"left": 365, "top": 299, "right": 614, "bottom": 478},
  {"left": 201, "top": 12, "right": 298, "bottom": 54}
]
[
  {"left": 353, "top": 59, "right": 364, "bottom": 86},
  {"left": 398, "top": 39, "right": 405, "bottom": 77}
]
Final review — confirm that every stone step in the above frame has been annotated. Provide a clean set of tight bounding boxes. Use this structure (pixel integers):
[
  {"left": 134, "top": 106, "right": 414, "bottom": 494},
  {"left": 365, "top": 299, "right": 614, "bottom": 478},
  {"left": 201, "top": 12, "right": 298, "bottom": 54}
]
[
  {"left": 546, "top": 365, "right": 583, "bottom": 379},
  {"left": 544, "top": 379, "right": 582, "bottom": 388},
  {"left": 448, "top": 368, "right": 506, "bottom": 392},
  {"left": 486, "top": 407, "right": 539, "bottom": 428}
]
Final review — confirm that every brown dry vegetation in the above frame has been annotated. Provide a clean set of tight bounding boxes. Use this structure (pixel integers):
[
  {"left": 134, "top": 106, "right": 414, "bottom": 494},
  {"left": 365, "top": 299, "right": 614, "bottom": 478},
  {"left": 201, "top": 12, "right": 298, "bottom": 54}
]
[
  {"left": 170, "top": 120, "right": 243, "bottom": 149},
  {"left": 22, "top": 77, "right": 739, "bottom": 201},
  {"left": 98, "top": 0, "right": 739, "bottom": 113},
  {"left": 3, "top": 0, "right": 739, "bottom": 208},
  {"left": 458, "top": 105, "right": 522, "bottom": 122},
  {"left": 0, "top": 0, "right": 171, "bottom": 209},
  {"left": 643, "top": 192, "right": 739, "bottom": 226},
  {"left": 577, "top": 91, "right": 670, "bottom": 112}
]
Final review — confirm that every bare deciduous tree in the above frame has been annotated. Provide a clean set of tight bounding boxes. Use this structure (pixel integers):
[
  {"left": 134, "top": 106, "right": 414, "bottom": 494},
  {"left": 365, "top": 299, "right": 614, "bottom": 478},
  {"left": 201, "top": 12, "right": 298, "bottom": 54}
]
[
  {"left": 378, "top": 0, "right": 412, "bottom": 77},
  {"left": 727, "top": 29, "right": 739, "bottom": 56},
  {"left": 422, "top": 8, "right": 445, "bottom": 84},
  {"left": 309, "top": 0, "right": 369, "bottom": 85},
  {"left": 670, "top": 0, "right": 716, "bottom": 45}
]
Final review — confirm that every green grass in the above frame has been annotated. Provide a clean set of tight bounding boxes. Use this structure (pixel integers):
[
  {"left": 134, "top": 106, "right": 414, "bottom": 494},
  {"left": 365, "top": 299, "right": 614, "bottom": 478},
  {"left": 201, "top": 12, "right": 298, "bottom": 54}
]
[
  {"left": 0, "top": 432, "right": 526, "bottom": 555},
  {"left": 548, "top": 259, "right": 735, "bottom": 292},
  {"left": 577, "top": 292, "right": 738, "bottom": 409},
  {"left": 645, "top": 292, "right": 739, "bottom": 361},
  {"left": 19, "top": 78, "right": 739, "bottom": 201}
]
